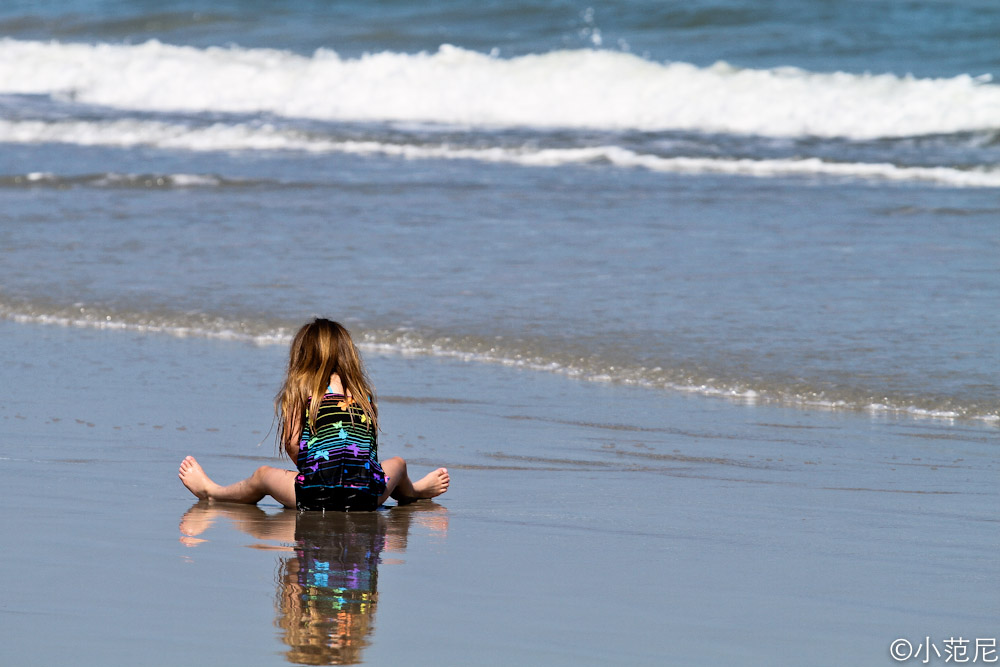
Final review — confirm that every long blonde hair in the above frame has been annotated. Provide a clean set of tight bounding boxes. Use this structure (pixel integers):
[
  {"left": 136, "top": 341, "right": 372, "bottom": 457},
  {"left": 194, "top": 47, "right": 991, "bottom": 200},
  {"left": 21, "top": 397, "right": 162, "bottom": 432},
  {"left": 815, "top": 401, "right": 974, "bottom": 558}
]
[{"left": 275, "top": 319, "right": 377, "bottom": 457}]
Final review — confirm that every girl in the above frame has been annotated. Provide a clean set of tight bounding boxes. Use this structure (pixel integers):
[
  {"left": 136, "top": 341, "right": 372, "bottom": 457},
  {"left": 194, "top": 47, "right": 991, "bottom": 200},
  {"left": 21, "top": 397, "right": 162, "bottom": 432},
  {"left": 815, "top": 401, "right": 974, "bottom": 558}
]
[{"left": 179, "top": 318, "right": 450, "bottom": 511}]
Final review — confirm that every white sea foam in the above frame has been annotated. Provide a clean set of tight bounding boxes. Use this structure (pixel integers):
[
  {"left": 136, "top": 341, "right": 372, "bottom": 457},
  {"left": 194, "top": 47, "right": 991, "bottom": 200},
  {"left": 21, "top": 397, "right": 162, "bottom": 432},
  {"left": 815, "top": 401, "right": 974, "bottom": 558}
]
[
  {"left": 2, "top": 118, "right": 998, "bottom": 187},
  {"left": 0, "top": 306, "right": 290, "bottom": 345},
  {"left": 1, "top": 38, "right": 998, "bottom": 139},
  {"left": 3, "top": 302, "right": 994, "bottom": 423},
  {"left": 0, "top": 168, "right": 227, "bottom": 188},
  {"left": 93, "top": 172, "right": 222, "bottom": 187}
]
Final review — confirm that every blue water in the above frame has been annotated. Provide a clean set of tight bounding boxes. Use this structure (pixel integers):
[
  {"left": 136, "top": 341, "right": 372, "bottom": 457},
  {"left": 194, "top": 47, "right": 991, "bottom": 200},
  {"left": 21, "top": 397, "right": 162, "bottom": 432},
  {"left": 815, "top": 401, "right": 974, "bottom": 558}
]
[
  {"left": 4, "top": 0, "right": 999, "bottom": 76},
  {"left": 0, "top": 0, "right": 997, "bottom": 422}
]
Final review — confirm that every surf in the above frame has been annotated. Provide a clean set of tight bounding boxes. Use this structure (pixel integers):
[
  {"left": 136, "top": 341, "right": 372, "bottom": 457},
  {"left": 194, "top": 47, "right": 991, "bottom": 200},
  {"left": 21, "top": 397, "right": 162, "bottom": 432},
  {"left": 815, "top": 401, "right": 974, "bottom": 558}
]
[{"left": 1, "top": 38, "right": 998, "bottom": 139}]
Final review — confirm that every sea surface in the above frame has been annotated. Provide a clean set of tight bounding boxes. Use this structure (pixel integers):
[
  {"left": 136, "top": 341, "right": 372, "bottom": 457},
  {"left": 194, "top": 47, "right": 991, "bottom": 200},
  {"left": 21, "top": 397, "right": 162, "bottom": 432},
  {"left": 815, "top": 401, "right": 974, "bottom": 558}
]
[{"left": 0, "top": 0, "right": 998, "bottom": 423}]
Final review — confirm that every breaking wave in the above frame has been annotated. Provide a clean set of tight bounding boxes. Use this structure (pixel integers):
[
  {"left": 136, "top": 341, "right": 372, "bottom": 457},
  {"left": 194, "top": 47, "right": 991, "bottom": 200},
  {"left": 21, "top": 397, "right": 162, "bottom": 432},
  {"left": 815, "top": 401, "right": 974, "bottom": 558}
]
[{"left": 0, "top": 38, "right": 998, "bottom": 139}]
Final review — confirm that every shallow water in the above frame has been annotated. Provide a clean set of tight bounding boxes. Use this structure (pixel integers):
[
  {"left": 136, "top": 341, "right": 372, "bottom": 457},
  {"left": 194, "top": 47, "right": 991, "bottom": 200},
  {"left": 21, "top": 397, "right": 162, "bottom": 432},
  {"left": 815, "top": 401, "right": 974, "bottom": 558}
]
[{"left": 1, "top": 148, "right": 997, "bottom": 420}]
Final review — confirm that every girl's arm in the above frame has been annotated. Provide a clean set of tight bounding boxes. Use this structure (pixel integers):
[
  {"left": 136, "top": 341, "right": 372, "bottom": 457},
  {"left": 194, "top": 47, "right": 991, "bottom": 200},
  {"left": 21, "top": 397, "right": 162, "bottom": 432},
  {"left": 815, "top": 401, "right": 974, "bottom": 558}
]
[
  {"left": 284, "top": 438, "right": 300, "bottom": 462},
  {"left": 283, "top": 413, "right": 301, "bottom": 462}
]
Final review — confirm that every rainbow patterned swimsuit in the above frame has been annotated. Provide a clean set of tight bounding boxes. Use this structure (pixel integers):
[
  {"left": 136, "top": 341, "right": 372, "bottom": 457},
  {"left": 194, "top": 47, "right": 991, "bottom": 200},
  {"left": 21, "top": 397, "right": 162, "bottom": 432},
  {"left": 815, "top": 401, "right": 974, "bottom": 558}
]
[{"left": 294, "top": 392, "right": 386, "bottom": 511}]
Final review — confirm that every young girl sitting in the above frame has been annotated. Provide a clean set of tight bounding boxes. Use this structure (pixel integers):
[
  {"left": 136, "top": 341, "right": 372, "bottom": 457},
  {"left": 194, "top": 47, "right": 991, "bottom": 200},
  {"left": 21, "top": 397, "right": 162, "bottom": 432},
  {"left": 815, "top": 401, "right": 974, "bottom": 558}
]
[{"left": 179, "top": 318, "right": 450, "bottom": 511}]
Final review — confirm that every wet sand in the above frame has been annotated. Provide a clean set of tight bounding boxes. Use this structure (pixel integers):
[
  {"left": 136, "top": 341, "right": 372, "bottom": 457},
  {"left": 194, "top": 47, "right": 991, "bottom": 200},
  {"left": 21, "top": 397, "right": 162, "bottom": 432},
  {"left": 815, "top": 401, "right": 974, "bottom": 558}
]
[{"left": 1, "top": 320, "right": 997, "bottom": 666}]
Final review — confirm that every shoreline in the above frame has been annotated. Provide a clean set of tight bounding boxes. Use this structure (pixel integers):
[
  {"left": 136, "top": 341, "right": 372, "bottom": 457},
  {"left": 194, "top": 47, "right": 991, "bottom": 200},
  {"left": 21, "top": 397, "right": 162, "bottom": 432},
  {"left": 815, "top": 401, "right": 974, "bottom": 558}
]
[{"left": 2, "top": 307, "right": 995, "bottom": 427}]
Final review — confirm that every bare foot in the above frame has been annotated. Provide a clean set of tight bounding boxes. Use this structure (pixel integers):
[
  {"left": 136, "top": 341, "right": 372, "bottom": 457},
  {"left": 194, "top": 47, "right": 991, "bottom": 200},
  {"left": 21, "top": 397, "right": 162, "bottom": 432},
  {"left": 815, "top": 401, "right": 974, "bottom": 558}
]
[
  {"left": 178, "top": 456, "right": 219, "bottom": 500},
  {"left": 411, "top": 467, "right": 450, "bottom": 499}
]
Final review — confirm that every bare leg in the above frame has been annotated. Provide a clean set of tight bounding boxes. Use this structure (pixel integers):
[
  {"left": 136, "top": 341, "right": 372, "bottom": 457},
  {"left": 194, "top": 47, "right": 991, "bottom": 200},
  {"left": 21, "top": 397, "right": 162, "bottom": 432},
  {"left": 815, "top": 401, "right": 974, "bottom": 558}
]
[
  {"left": 379, "top": 456, "right": 449, "bottom": 506},
  {"left": 178, "top": 456, "right": 297, "bottom": 509}
]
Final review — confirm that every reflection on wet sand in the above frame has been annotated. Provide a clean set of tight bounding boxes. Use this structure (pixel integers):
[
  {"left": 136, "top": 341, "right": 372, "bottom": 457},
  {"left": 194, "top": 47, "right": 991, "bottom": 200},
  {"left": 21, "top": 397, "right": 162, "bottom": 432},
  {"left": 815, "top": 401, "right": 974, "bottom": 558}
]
[
  {"left": 179, "top": 502, "right": 448, "bottom": 665},
  {"left": 279, "top": 512, "right": 385, "bottom": 665}
]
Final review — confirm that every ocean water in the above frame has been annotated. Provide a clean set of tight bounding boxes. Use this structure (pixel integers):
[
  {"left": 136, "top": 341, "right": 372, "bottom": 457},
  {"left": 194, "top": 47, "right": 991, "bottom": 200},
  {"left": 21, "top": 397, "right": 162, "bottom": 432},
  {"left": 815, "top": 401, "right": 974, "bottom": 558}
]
[{"left": 0, "top": 0, "right": 998, "bottom": 423}]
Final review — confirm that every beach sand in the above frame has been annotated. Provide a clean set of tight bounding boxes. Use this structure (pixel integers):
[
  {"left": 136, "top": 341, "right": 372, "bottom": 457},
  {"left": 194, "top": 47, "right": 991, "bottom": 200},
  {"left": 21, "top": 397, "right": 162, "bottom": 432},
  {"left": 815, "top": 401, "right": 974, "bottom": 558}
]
[{"left": 1, "top": 319, "right": 996, "bottom": 666}]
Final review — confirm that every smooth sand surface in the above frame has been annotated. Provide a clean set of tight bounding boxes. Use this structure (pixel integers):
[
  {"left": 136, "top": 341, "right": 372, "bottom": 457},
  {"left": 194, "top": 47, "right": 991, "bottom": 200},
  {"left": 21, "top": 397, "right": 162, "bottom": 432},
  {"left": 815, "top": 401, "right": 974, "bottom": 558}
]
[{"left": 1, "top": 320, "right": 997, "bottom": 666}]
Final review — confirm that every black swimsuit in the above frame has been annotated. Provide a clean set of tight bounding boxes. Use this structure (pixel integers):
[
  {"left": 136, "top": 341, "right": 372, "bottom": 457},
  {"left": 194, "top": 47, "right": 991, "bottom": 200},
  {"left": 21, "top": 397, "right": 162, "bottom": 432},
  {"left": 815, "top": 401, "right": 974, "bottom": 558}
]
[{"left": 294, "top": 393, "right": 386, "bottom": 511}]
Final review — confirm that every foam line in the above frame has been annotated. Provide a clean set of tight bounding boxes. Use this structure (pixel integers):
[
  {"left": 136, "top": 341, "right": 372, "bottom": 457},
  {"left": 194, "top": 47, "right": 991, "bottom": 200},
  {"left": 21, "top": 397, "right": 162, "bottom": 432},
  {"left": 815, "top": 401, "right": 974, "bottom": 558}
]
[
  {"left": 2, "top": 119, "right": 997, "bottom": 187},
  {"left": 1, "top": 302, "right": 995, "bottom": 423}
]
